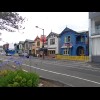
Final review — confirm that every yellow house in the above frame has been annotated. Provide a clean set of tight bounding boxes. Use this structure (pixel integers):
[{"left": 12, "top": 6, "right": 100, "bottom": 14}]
[{"left": 32, "top": 36, "right": 43, "bottom": 56}]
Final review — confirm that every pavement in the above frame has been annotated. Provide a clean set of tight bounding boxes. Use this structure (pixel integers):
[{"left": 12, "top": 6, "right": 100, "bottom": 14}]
[{"left": 0, "top": 54, "right": 100, "bottom": 87}]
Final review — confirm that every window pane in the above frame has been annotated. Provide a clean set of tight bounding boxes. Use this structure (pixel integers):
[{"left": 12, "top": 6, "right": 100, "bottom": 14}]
[
  {"left": 37, "top": 41, "right": 40, "bottom": 46},
  {"left": 68, "top": 36, "right": 70, "bottom": 42},
  {"left": 50, "top": 38, "right": 55, "bottom": 45},
  {"left": 64, "top": 50, "right": 65, "bottom": 54},
  {"left": 64, "top": 37, "right": 66, "bottom": 43}
]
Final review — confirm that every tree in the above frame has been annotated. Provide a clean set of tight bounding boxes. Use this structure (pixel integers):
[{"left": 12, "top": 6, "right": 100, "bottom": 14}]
[{"left": 0, "top": 12, "right": 25, "bottom": 32}]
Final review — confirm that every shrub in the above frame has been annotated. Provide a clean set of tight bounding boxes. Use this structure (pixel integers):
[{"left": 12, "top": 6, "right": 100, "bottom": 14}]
[{"left": 0, "top": 70, "right": 39, "bottom": 87}]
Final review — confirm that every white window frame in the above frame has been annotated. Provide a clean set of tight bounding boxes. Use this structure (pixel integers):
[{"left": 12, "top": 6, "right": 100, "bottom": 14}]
[
  {"left": 65, "top": 36, "right": 71, "bottom": 43},
  {"left": 63, "top": 48, "right": 70, "bottom": 55},
  {"left": 50, "top": 38, "right": 55, "bottom": 45}
]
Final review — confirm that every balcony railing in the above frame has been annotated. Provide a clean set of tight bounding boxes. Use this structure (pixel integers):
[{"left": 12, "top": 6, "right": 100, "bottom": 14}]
[
  {"left": 76, "top": 41, "right": 85, "bottom": 44},
  {"left": 91, "top": 32, "right": 100, "bottom": 36}
]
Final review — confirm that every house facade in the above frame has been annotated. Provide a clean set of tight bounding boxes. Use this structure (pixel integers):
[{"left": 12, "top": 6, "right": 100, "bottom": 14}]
[
  {"left": 18, "top": 41, "right": 24, "bottom": 54},
  {"left": 33, "top": 35, "right": 47, "bottom": 56},
  {"left": 47, "top": 32, "right": 59, "bottom": 57},
  {"left": 34, "top": 36, "right": 41, "bottom": 55},
  {"left": 3, "top": 43, "right": 9, "bottom": 51},
  {"left": 59, "top": 27, "right": 89, "bottom": 56},
  {"left": 89, "top": 12, "right": 100, "bottom": 62},
  {"left": 24, "top": 39, "right": 34, "bottom": 55}
]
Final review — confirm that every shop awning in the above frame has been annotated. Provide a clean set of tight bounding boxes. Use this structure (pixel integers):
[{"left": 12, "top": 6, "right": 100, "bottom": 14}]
[
  {"left": 48, "top": 48, "right": 56, "bottom": 50},
  {"left": 61, "top": 43, "right": 73, "bottom": 48},
  {"left": 61, "top": 45, "right": 72, "bottom": 48},
  {"left": 39, "top": 48, "right": 47, "bottom": 51}
]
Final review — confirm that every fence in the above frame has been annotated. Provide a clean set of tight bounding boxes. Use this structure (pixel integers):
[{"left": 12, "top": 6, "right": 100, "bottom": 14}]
[{"left": 56, "top": 55, "right": 89, "bottom": 62}]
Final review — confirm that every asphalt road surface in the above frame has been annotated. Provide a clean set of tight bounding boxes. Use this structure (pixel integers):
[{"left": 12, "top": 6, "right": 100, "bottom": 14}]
[{"left": 0, "top": 54, "right": 100, "bottom": 87}]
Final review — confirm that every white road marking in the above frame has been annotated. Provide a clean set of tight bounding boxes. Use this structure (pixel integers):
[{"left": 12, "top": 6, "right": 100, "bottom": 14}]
[
  {"left": 1, "top": 58, "right": 100, "bottom": 72},
  {"left": 22, "top": 63, "right": 100, "bottom": 85},
  {"left": 21, "top": 69, "right": 73, "bottom": 87},
  {"left": 1, "top": 58, "right": 100, "bottom": 85},
  {"left": 43, "top": 62, "right": 100, "bottom": 72},
  {"left": 30, "top": 59, "right": 100, "bottom": 72}
]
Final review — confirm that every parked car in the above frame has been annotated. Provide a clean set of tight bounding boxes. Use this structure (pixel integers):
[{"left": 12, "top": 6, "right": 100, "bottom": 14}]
[
  {"left": 6, "top": 53, "right": 12, "bottom": 56},
  {"left": 0, "top": 52, "right": 6, "bottom": 55},
  {"left": 18, "top": 53, "right": 24, "bottom": 56},
  {"left": 23, "top": 52, "right": 29, "bottom": 58},
  {"left": 5, "top": 49, "right": 15, "bottom": 56},
  {"left": 19, "top": 52, "right": 29, "bottom": 58}
]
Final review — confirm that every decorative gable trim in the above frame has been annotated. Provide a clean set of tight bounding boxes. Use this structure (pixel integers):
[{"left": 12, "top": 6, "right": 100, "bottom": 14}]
[
  {"left": 59, "top": 27, "right": 78, "bottom": 37},
  {"left": 47, "top": 32, "right": 59, "bottom": 38}
]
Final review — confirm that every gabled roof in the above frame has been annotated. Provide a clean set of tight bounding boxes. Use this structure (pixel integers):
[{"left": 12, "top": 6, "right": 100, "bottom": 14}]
[
  {"left": 34, "top": 36, "right": 40, "bottom": 41},
  {"left": 47, "top": 31, "right": 59, "bottom": 38},
  {"left": 25, "top": 39, "right": 34, "bottom": 43},
  {"left": 59, "top": 27, "right": 78, "bottom": 36},
  {"left": 19, "top": 41, "right": 24, "bottom": 44},
  {"left": 77, "top": 31, "right": 89, "bottom": 34},
  {"left": 77, "top": 30, "right": 88, "bottom": 33},
  {"left": 75, "top": 31, "right": 89, "bottom": 36}
]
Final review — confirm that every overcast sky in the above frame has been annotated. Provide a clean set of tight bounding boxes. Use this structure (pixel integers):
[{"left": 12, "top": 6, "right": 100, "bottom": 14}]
[{"left": 0, "top": 12, "right": 89, "bottom": 45}]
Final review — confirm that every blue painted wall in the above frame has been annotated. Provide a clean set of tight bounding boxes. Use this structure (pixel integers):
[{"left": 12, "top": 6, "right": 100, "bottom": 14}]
[
  {"left": 60, "top": 31, "right": 76, "bottom": 55},
  {"left": 59, "top": 27, "right": 89, "bottom": 56}
]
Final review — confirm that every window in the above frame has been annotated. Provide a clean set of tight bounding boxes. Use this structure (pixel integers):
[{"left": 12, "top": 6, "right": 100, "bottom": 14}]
[
  {"left": 64, "top": 37, "right": 67, "bottom": 43},
  {"left": 37, "top": 41, "right": 40, "bottom": 46},
  {"left": 68, "top": 36, "right": 70, "bottom": 42},
  {"left": 81, "top": 36, "right": 85, "bottom": 42},
  {"left": 50, "top": 38, "right": 55, "bottom": 45},
  {"left": 25, "top": 43, "right": 28, "bottom": 49},
  {"left": 64, "top": 36, "right": 71, "bottom": 43},
  {"left": 63, "top": 48, "right": 70, "bottom": 55},
  {"left": 96, "top": 25, "right": 100, "bottom": 34},
  {"left": 49, "top": 50, "right": 55, "bottom": 54}
]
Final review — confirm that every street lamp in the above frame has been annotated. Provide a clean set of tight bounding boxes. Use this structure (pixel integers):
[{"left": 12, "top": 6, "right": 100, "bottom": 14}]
[{"left": 35, "top": 26, "right": 44, "bottom": 59}]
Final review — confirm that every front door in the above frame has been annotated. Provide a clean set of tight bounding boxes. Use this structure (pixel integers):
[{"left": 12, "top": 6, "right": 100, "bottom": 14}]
[{"left": 77, "top": 46, "right": 84, "bottom": 56}]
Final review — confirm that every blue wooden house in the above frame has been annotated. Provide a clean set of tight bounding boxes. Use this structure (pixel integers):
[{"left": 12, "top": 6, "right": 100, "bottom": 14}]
[{"left": 59, "top": 27, "right": 89, "bottom": 56}]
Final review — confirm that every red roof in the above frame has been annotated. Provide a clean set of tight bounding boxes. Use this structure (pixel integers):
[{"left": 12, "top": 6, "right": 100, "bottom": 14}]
[
  {"left": 34, "top": 35, "right": 47, "bottom": 43},
  {"left": 34, "top": 36, "right": 40, "bottom": 41},
  {"left": 40, "top": 35, "right": 46, "bottom": 43}
]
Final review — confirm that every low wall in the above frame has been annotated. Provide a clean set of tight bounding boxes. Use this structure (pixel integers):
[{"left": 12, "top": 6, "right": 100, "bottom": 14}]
[{"left": 56, "top": 55, "right": 89, "bottom": 62}]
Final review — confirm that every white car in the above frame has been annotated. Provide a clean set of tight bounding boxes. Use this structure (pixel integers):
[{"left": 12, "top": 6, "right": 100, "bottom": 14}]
[
  {"left": 23, "top": 53, "right": 29, "bottom": 58},
  {"left": 19, "top": 52, "right": 29, "bottom": 58},
  {"left": 0, "top": 52, "right": 6, "bottom": 55}
]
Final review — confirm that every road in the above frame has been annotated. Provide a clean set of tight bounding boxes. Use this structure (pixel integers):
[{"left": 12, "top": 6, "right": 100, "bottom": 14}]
[{"left": 0, "top": 54, "right": 100, "bottom": 87}]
